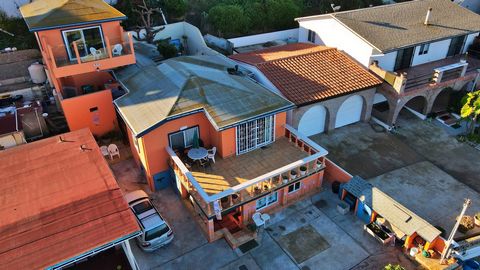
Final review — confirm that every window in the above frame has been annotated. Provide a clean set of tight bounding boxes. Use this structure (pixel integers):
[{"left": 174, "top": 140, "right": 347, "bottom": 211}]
[
  {"left": 256, "top": 192, "right": 278, "bottom": 210},
  {"left": 236, "top": 116, "right": 275, "bottom": 155},
  {"left": 62, "top": 26, "right": 105, "bottom": 61},
  {"left": 418, "top": 43, "right": 430, "bottom": 55},
  {"left": 307, "top": 30, "right": 316, "bottom": 43},
  {"left": 169, "top": 126, "right": 199, "bottom": 150},
  {"left": 288, "top": 182, "right": 301, "bottom": 193}
]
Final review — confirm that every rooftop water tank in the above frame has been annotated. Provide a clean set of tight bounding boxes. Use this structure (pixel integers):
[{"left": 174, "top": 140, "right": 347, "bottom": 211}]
[{"left": 28, "top": 62, "right": 47, "bottom": 84}]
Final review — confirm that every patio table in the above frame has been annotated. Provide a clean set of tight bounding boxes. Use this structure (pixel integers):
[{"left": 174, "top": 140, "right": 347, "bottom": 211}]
[{"left": 187, "top": 147, "right": 208, "bottom": 161}]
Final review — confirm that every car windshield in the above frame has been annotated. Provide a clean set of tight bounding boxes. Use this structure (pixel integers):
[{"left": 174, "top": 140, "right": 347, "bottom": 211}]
[
  {"left": 132, "top": 201, "right": 153, "bottom": 214},
  {"left": 145, "top": 223, "right": 170, "bottom": 241}
]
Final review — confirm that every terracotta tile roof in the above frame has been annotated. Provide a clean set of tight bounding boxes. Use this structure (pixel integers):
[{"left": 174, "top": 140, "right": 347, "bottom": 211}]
[
  {"left": 0, "top": 129, "right": 140, "bottom": 269},
  {"left": 230, "top": 43, "right": 382, "bottom": 106}
]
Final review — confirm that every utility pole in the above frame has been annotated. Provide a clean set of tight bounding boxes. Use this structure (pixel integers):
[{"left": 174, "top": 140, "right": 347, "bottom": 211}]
[{"left": 440, "top": 198, "right": 471, "bottom": 264}]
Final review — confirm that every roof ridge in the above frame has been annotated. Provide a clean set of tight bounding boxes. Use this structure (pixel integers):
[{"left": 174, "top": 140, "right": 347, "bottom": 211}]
[{"left": 256, "top": 47, "right": 337, "bottom": 66}]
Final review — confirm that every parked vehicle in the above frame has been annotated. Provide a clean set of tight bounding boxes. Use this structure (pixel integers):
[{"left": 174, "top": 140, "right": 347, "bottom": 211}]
[{"left": 125, "top": 190, "right": 174, "bottom": 251}]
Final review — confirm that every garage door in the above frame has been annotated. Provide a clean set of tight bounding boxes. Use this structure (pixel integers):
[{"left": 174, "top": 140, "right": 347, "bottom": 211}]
[
  {"left": 298, "top": 105, "right": 327, "bottom": 136},
  {"left": 335, "top": 95, "right": 363, "bottom": 128}
]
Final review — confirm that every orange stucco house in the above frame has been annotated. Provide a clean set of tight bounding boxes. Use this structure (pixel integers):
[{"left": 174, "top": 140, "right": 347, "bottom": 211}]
[
  {"left": 20, "top": 0, "right": 136, "bottom": 136},
  {"left": 115, "top": 54, "right": 329, "bottom": 246}
]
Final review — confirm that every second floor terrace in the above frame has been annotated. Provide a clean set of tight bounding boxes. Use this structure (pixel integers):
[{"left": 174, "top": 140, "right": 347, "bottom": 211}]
[
  {"left": 370, "top": 54, "right": 480, "bottom": 96},
  {"left": 39, "top": 24, "right": 135, "bottom": 78},
  {"left": 167, "top": 124, "right": 328, "bottom": 219}
]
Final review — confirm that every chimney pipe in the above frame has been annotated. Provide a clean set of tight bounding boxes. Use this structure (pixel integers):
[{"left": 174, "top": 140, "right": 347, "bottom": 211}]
[{"left": 424, "top": 7, "right": 432, "bottom": 25}]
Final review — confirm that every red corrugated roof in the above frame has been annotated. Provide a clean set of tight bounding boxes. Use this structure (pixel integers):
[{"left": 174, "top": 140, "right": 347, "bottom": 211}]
[
  {"left": 230, "top": 43, "right": 382, "bottom": 106},
  {"left": 0, "top": 129, "right": 140, "bottom": 269}
]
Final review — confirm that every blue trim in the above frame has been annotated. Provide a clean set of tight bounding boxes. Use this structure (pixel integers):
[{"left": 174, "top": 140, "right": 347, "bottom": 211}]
[{"left": 29, "top": 17, "right": 126, "bottom": 32}]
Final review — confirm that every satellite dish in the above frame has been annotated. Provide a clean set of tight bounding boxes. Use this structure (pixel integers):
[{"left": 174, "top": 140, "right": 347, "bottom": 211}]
[{"left": 331, "top": 4, "right": 341, "bottom": 12}]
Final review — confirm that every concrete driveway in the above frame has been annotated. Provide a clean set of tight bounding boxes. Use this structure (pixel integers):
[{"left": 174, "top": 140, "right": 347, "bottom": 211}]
[
  {"left": 111, "top": 159, "right": 414, "bottom": 270},
  {"left": 310, "top": 111, "right": 480, "bottom": 235}
]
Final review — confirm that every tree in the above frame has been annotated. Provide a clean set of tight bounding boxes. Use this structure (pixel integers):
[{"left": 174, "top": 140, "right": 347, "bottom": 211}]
[
  {"left": 265, "top": 0, "right": 302, "bottom": 30},
  {"left": 460, "top": 90, "right": 480, "bottom": 135},
  {"left": 208, "top": 4, "right": 250, "bottom": 37},
  {"left": 164, "top": 0, "right": 187, "bottom": 19},
  {"left": 132, "top": 0, "right": 167, "bottom": 44}
]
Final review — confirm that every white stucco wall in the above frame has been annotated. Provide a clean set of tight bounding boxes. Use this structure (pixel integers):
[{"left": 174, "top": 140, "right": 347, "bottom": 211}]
[
  {"left": 464, "top": 33, "right": 479, "bottom": 53},
  {"left": 298, "top": 18, "right": 375, "bottom": 67},
  {"left": 411, "top": 39, "right": 451, "bottom": 66},
  {"left": 461, "top": 0, "right": 480, "bottom": 14},
  {"left": 228, "top": 29, "right": 299, "bottom": 48},
  {"left": 371, "top": 51, "right": 397, "bottom": 71}
]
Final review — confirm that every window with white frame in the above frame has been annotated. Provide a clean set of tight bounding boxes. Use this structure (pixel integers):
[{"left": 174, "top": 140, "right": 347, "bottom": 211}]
[
  {"left": 62, "top": 26, "right": 106, "bottom": 61},
  {"left": 288, "top": 182, "right": 301, "bottom": 193},
  {"left": 236, "top": 116, "right": 275, "bottom": 155},
  {"left": 169, "top": 126, "right": 199, "bottom": 150},
  {"left": 307, "top": 30, "right": 316, "bottom": 43},
  {"left": 256, "top": 192, "right": 278, "bottom": 210},
  {"left": 419, "top": 43, "right": 430, "bottom": 55}
]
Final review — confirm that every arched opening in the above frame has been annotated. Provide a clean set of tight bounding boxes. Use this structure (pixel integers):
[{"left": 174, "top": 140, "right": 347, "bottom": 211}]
[
  {"left": 372, "top": 93, "right": 390, "bottom": 123},
  {"left": 431, "top": 87, "right": 455, "bottom": 114},
  {"left": 398, "top": 95, "right": 428, "bottom": 121},
  {"left": 335, "top": 95, "right": 364, "bottom": 128},
  {"left": 298, "top": 105, "right": 328, "bottom": 136}
]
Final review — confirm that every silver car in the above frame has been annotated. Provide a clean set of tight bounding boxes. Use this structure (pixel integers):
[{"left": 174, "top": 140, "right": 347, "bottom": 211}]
[{"left": 125, "top": 190, "right": 174, "bottom": 251}]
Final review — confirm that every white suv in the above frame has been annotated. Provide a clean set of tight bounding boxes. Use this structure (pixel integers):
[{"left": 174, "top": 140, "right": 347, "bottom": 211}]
[{"left": 125, "top": 190, "right": 174, "bottom": 251}]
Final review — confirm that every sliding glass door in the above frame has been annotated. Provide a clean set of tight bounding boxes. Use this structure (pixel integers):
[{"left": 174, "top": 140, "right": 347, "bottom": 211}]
[
  {"left": 236, "top": 116, "right": 275, "bottom": 155},
  {"left": 62, "top": 26, "right": 105, "bottom": 61}
]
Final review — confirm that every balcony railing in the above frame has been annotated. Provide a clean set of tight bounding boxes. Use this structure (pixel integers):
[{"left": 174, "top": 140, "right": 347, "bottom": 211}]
[
  {"left": 44, "top": 33, "right": 134, "bottom": 69},
  {"left": 370, "top": 56, "right": 475, "bottom": 94},
  {"left": 167, "top": 124, "right": 329, "bottom": 219}
]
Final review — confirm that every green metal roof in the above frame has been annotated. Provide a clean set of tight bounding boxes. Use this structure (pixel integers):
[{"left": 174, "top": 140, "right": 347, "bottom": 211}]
[
  {"left": 114, "top": 55, "right": 294, "bottom": 137},
  {"left": 20, "top": 0, "right": 126, "bottom": 32}
]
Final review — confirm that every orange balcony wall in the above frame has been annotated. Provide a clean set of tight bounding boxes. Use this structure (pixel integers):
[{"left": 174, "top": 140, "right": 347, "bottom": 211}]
[
  {"left": 126, "top": 111, "right": 288, "bottom": 191},
  {"left": 36, "top": 21, "right": 135, "bottom": 79}
]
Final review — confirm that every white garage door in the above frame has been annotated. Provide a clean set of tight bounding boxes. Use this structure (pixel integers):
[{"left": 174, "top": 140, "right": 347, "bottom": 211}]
[
  {"left": 335, "top": 95, "right": 363, "bottom": 128},
  {"left": 298, "top": 105, "right": 327, "bottom": 136}
]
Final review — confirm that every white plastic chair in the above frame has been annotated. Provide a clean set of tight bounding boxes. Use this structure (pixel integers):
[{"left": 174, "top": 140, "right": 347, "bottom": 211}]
[
  {"left": 108, "top": 144, "right": 120, "bottom": 160},
  {"left": 90, "top": 47, "right": 102, "bottom": 59},
  {"left": 207, "top": 146, "right": 216, "bottom": 163},
  {"left": 112, "top": 44, "right": 123, "bottom": 56},
  {"left": 100, "top": 145, "right": 109, "bottom": 159},
  {"left": 261, "top": 213, "right": 271, "bottom": 228},
  {"left": 252, "top": 212, "right": 264, "bottom": 227}
]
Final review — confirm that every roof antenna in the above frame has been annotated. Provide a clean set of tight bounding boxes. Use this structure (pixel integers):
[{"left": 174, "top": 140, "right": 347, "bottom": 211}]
[
  {"left": 59, "top": 135, "right": 66, "bottom": 142},
  {"left": 424, "top": 7, "right": 433, "bottom": 26}
]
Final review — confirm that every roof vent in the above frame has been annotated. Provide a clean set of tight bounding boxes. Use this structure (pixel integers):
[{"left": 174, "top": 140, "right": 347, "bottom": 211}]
[{"left": 424, "top": 7, "right": 433, "bottom": 25}]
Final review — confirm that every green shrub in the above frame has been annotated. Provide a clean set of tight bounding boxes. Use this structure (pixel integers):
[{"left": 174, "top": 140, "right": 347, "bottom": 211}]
[{"left": 156, "top": 40, "right": 178, "bottom": 59}]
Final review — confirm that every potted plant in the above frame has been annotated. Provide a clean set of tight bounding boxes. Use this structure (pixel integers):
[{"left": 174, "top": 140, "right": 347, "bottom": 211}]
[
  {"left": 282, "top": 174, "right": 289, "bottom": 184},
  {"left": 300, "top": 166, "right": 307, "bottom": 176},
  {"left": 254, "top": 186, "right": 261, "bottom": 195},
  {"left": 263, "top": 184, "right": 269, "bottom": 191},
  {"left": 290, "top": 170, "right": 297, "bottom": 180},
  {"left": 475, "top": 213, "right": 480, "bottom": 226},
  {"left": 273, "top": 176, "right": 280, "bottom": 184}
]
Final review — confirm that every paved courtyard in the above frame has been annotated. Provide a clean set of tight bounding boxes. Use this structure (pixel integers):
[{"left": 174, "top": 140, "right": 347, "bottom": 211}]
[
  {"left": 111, "top": 159, "right": 415, "bottom": 270},
  {"left": 311, "top": 111, "right": 480, "bottom": 237}
]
